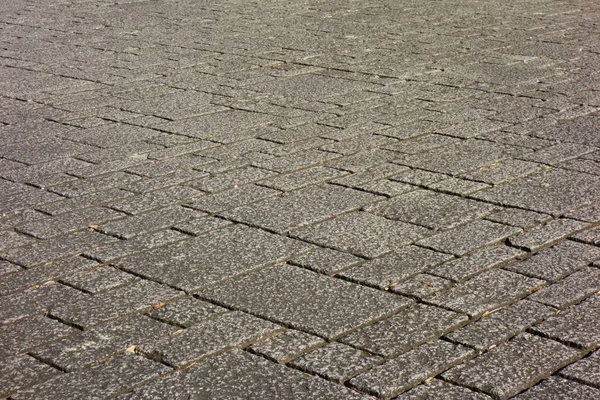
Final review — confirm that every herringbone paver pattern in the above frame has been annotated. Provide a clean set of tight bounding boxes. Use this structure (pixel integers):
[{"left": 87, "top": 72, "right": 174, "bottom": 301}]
[{"left": 1, "top": 0, "right": 600, "bottom": 398}]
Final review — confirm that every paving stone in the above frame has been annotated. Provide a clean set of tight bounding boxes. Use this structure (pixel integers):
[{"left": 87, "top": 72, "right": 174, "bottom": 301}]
[
  {"left": 117, "top": 224, "right": 309, "bottom": 291},
  {"left": 564, "top": 201, "right": 600, "bottom": 223},
  {"left": 505, "top": 240, "right": 600, "bottom": 281},
  {"left": 0, "top": 282, "right": 88, "bottom": 324},
  {"left": 460, "top": 159, "right": 548, "bottom": 185},
  {"left": 289, "top": 247, "right": 365, "bottom": 275},
  {"left": 257, "top": 166, "right": 348, "bottom": 191},
  {"left": 518, "top": 143, "right": 598, "bottom": 166},
  {"left": 365, "top": 189, "right": 496, "bottom": 230},
  {"left": 292, "top": 211, "right": 428, "bottom": 258},
  {"left": 441, "top": 333, "right": 584, "bottom": 400},
  {"left": 325, "top": 148, "right": 399, "bottom": 172},
  {"left": 341, "top": 303, "right": 468, "bottom": 357},
  {"left": 426, "top": 176, "right": 491, "bottom": 196},
  {"left": 200, "top": 263, "right": 412, "bottom": 340},
  {"left": 417, "top": 219, "right": 521, "bottom": 256},
  {"left": 430, "top": 245, "right": 526, "bottom": 283},
  {"left": 508, "top": 218, "right": 589, "bottom": 252},
  {"left": 59, "top": 266, "right": 140, "bottom": 294},
  {"left": 124, "top": 170, "right": 207, "bottom": 193},
  {"left": 189, "top": 166, "right": 277, "bottom": 192},
  {"left": 139, "top": 311, "right": 282, "bottom": 368},
  {"left": 49, "top": 172, "right": 142, "bottom": 197},
  {"left": 97, "top": 206, "right": 203, "bottom": 239},
  {"left": 172, "top": 216, "right": 232, "bottom": 236},
  {"left": 531, "top": 295, "right": 600, "bottom": 350},
  {"left": 472, "top": 168, "right": 600, "bottom": 216},
  {"left": 120, "top": 349, "right": 369, "bottom": 400},
  {"left": 147, "top": 296, "right": 229, "bottom": 328},
  {"left": 84, "top": 229, "right": 187, "bottom": 263},
  {"left": 50, "top": 280, "right": 184, "bottom": 330},
  {"left": 331, "top": 163, "right": 409, "bottom": 187},
  {"left": 356, "top": 179, "right": 418, "bottom": 196},
  {"left": 290, "top": 342, "right": 384, "bottom": 383},
  {"left": 0, "top": 316, "right": 77, "bottom": 358},
  {"left": 426, "top": 269, "right": 545, "bottom": 317},
  {"left": 31, "top": 315, "right": 174, "bottom": 371},
  {"left": 36, "top": 188, "right": 134, "bottom": 216},
  {"left": 249, "top": 329, "right": 326, "bottom": 364},
  {"left": 17, "top": 207, "right": 126, "bottom": 239},
  {"left": 221, "top": 184, "right": 382, "bottom": 233},
  {"left": 60, "top": 123, "right": 165, "bottom": 148},
  {"left": 528, "top": 267, "right": 600, "bottom": 309},
  {"left": 533, "top": 114, "right": 600, "bottom": 146},
  {"left": 445, "top": 300, "right": 557, "bottom": 351},
  {"left": 185, "top": 184, "right": 281, "bottom": 213},
  {"left": 390, "top": 169, "right": 447, "bottom": 185},
  {"left": 397, "top": 139, "right": 526, "bottom": 175},
  {"left": 390, "top": 274, "right": 455, "bottom": 299},
  {"left": 11, "top": 353, "right": 171, "bottom": 400},
  {"left": 109, "top": 186, "right": 205, "bottom": 215},
  {"left": 258, "top": 123, "right": 339, "bottom": 144},
  {"left": 513, "top": 376, "right": 600, "bottom": 400},
  {"left": 0, "top": 180, "right": 63, "bottom": 212},
  {"left": 0, "top": 230, "right": 37, "bottom": 251},
  {"left": 397, "top": 379, "right": 493, "bottom": 399},
  {"left": 322, "top": 134, "right": 398, "bottom": 155},
  {"left": 0, "top": 355, "right": 62, "bottom": 399},
  {"left": 559, "top": 349, "right": 600, "bottom": 388},
  {"left": 485, "top": 208, "right": 553, "bottom": 229},
  {"left": 339, "top": 246, "right": 453, "bottom": 289},
  {"left": 0, "top": 256, "right": 97, "bottom": 296},
  {"left": 349, "top": 340, "right": 476, "bottom": 399}
]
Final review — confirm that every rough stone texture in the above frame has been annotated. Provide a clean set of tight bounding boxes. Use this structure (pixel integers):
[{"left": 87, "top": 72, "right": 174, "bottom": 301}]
[
  {"left": 397, "top": 380, "right": 493, "bottom": 399},
  {"left": 339, "top": 246, "right": 453, "bottom": 289},
  {"left": 530, "top": 295, "right": 600, "bottom": 350},
  {"left": 349, "top": 340, "right": 476, "bottom": 399},
  {"left": 513, "top": 376, "right": 600, "bottom": 400},
  {"left": 365, "top": 189, "right": 496, "bottom": 230},
  {"left": 138, "top": 311, "right": 283, "bottom": 368},
  {"left": 116, "top": 224, "right": 310, "bottom": 291},
  {"left": 11, "top": 353, "right": 171, "bottom": 400},
  {"left": 341, "top": 303, "right": 468, "bottom": 357},
  {"left": 220, "top": 184, "right": 382, "bottom": 233},
  {"left": 426, "top": 269, "right": 545, "bottom": 318},
  {"left": 248, "top": 329, "right": 326, "bottom": 364},
  {"left": 527, "top": 267, "right": 600, "bottom": 309},
  {"left": 441, "top": 333, "right": 584, "bottom": 400},
  {"left": 290, "top": 342, "right": 384, "bottom": 383},
  {"left": 559, "top": 349, "right": 600, "bottom": 388},
  {"left": 508, "top": 218, "right": 589, "bottom": 252},
  {"left": 3, "top": 0, "right": 600, "bottom": 397},
  {"left": 291, "top": 211, "right": 429, "bottom": 258},
  {"left": 200, "top": 264, "right": 412, "bottom": 340},
  {"left": 505, "top": 240, "right": 600, "bottom": 281},
  {"left": 120, "top": 350, "right": 369, "bottom": 399},
  {"left": 445, "top": 300, "right": 557, "bottom": 351},
  {"left": 417, "top": 220, "right": 522, "bottom": 256}
]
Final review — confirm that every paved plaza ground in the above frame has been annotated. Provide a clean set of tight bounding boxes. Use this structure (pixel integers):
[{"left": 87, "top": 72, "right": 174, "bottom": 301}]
[{"left": 1, "top": 0, "right": 600, "bottom": 398}]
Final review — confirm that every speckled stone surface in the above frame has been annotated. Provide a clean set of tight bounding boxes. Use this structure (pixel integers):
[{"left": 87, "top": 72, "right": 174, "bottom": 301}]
[{"left": 2, "top": 0, "right": 600, "bottom": 397}]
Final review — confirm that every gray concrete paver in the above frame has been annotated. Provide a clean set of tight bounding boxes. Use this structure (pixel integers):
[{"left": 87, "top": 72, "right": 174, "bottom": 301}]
[{"left": 2, "top": 0, "right": 600, "bottom": 397}]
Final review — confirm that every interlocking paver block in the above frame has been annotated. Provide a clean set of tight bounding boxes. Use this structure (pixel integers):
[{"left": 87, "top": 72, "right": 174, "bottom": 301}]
[
  {"left": 50, "top": 280, "right": 184, "bottom": 329},
  {"left": 11, "top": 353, "right": 171, "bottom": 400},
  {"left": 339, "top": 245, "right": 453, "bottom": 289},
  {"left": 117, "top": 224, "right": 310, "bottom": 291},
  {"left": 220, "top": 184, "right": 382, "bottom": 233},
  {"left": 139, "top": 311, "right": 283, "bottom": 368},
  {"left": 289, "top": 247, "right": 364, "bottom": 275},
  {"left": 417, "top": 219, "right": 521, "bottom": 256},
  {"left": 31, "top": 315, "right": 174, "bottom": 371},
  {"left": 0, "top": 316, "right": 77, "bottom": 358},
  {"left": 559, "top": 349, "right": 600, "bottom": 388},
  {"left": 426, "top": 269, "right": 545, "bottom": 317},
  {"left": 508, "top": 218, "right": 589, "bottom": 252},
  {"left": 441, "top": 333, "right": 584, "bottom": 400},
  {"left": 349, "top": 340, "right": 475, "bottom": 399},
  {"left": 0, "top": 355, "right": 61, "bottom": 399},
  {"left": 341, "top": 303, "right": 468, "bottom": 357},
  {"left": 200, "top": 263, "right": 412, "bottom": 340},
  {"left": 146, "top": 296, "right": 229, "bottom": 328},
  {"left": 530, "top": 294, "right": 600, "bottom": 350},
  {"left": 505, "top": 240, "right": 600, "bottom": 281},
  {"left": 290, "top": 342, "right": 384, "bottom": 383},
  {"left": 397, "top": 379, "right": 493, "bottom": 399},
  {"left": 527, "top": 267, "right": 600, "bottom": 309},
  {"left": 291, "top": 211, "right": 429, "bottom": 258},
  {"left": 445, "top": 300, "right": 557, "bottom": 351},
  {"left": 513, "top": 376, "right": 600, "bottom": 400},
  {"left": 121, "top": 349, "right": 369, "bottom": 399},
  {"left": 248, "top": 329, "right": 326, "bottom": 364},
  {"left": 365, "top": 189, "right": 496, "bottom": 230}
]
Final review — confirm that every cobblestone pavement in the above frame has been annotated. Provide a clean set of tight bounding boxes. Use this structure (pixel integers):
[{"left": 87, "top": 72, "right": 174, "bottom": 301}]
[{"left": 1, "top": 0, "right": 600, "bottom": 398}]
